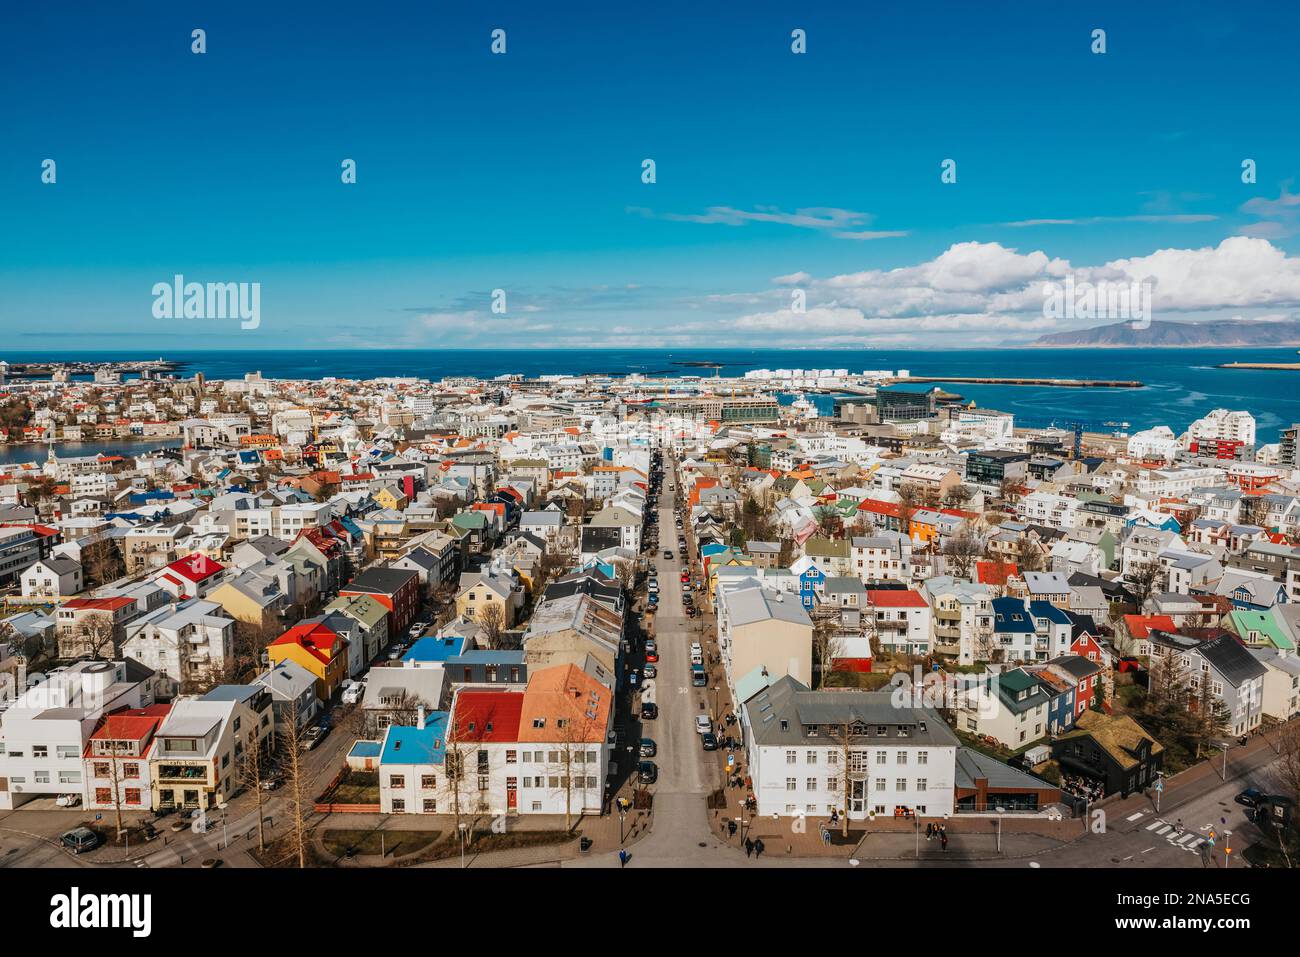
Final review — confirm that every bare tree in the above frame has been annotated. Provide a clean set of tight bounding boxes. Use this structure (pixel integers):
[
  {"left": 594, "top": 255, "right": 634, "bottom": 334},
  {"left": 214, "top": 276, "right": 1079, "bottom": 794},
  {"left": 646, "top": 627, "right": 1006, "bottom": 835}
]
[
  {"left": 941, "top": 525, "right": 983, "bottom": 580},
  {"left": 1127, "top": 559, "right": 1163, "bottom": 607},
  {"left": 235, "top": 726, "right": 273, "bottom": 852},
  {"left": 276, "top": 715, "right": 310, "bottom": 868},
  {"left": 546, "top": 709, "right": 603, "bottom": 831},
  {"left": 812, "top": 616, "right": 846, "bottom": 689},
  {"left": 823, "top": 720, "right": 869, "bottom": 838},
  {"left": 68, "top": 612, "right": 117, "bottom": 660},
  {"left": 475, "top": 602, "right": 506, "bottom": 650}
]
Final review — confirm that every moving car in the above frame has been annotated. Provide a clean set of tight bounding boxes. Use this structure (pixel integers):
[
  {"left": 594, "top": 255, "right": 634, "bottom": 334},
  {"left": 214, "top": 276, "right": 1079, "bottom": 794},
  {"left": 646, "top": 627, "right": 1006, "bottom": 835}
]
[
  {"left": 639, "top": 737, "right": 657, "bottom": 757},
  {"left": 1237, "top": 786, "right": 1266, "bottom": 808},
  {"left": 663, "top": 550, "right": 674, "bottom": 559},
  {"left": 61, "top": 827, "right": 101, "bottom": 855},
  {"left": 695, "top": 714, "right": 713, "bottom": 735}
]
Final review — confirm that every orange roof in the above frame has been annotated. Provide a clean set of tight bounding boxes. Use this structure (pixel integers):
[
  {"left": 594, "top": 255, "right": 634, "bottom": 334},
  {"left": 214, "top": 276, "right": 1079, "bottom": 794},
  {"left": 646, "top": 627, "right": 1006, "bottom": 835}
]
[
  {"left": 976, "top": 560, "right": 1019, "bottom": 586},
  {"left": 1124, "top": 614, "right": 1176, "bottom": 639},
  {"left": 517, "top": 665, "right": 611, "bottom": 743}
]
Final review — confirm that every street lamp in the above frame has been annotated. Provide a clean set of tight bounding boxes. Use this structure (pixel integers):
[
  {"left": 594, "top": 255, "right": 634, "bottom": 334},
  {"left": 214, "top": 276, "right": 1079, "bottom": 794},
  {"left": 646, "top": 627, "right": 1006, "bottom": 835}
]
[
  {"left": 458, "top": 821, "right": 469, "bottom": 869},
  {"left": 217, "top": 801, "right": 229, "bottom": 850}
]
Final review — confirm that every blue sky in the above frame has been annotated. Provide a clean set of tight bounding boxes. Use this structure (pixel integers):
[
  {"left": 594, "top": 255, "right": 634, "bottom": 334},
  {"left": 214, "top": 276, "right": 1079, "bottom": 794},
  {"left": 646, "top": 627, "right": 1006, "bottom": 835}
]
[{"left": 2, "top": 0, "right": 1298, "bottom": 349}]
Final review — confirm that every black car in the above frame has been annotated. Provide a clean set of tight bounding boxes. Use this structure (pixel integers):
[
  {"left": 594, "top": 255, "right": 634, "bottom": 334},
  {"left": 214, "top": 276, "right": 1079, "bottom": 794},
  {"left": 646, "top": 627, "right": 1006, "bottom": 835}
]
[
  {"left": 637, "top": 761, "right": 658, "bottom": 784},
  {"left": 61, "top": 827, "right": 101, "bottom": 855},
  {"left": 1236, "top": 786, "right": 1265, "bottom": 808},
  {"left": 639, "top": 737, "right": 657, "bottom": 757},
  {"left": 640, "top": 701, "right": 659, "bottom": 720},
  {"left": 701, "top": 732, "right": 718, "bottom": 751}
]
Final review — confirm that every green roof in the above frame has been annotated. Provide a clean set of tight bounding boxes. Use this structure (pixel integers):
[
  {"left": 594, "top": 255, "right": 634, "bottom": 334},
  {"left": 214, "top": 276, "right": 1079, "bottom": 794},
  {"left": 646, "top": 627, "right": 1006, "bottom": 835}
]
[
  {"left": 325, "top": 593, "right": 389, "bottom": 629},
  {"left": 1229, "top": 609, "right": 1293, "bottom": 651}
]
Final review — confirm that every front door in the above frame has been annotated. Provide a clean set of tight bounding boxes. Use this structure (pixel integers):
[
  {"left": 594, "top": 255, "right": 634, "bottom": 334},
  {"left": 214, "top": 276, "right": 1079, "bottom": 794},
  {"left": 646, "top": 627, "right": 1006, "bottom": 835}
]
[
  {"left": 850, "top": 779, "right": 865, "bottom": 816},
  {"left": 506, "top": 778, "right": 518, "bottom": 812}
]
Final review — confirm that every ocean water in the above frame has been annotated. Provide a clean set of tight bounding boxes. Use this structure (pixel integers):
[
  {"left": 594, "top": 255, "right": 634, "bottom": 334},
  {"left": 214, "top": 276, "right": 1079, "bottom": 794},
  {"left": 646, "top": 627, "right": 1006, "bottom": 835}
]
[{"left": 4, "top": 347, "right": 1299, "bottom": 443}]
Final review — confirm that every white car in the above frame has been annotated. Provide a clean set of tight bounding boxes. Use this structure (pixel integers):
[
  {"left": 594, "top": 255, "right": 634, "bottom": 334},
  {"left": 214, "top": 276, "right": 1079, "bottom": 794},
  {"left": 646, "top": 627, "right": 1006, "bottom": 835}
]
[
  {"left": 342, "top": 681, "right": 365, "bottom": 705},
  {"left": 695, "top": 715, "right": 713, "bottom": 735}
]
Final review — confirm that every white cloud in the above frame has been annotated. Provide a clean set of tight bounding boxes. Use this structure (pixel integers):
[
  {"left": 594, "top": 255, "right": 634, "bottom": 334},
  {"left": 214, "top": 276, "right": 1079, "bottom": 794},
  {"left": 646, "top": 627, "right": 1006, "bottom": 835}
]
[{"left": 628, "top": 204, "right": 907, "bottom": 240}]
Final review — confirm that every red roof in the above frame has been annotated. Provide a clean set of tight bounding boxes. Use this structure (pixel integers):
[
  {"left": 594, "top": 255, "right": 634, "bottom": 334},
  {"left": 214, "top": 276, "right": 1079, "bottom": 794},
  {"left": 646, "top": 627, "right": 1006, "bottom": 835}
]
[
  {"left": 63, "top": 596, "right": 135, "bottom": 612},
  {"left": 163, "top": 553, "right": 224, "bottom": 582},
  {"left": 1124, "top": 614, "right": 1177, "bottom": 639},
  {"left": 976, "top": 560, "right": 1019, "bottom": 586},
  {"left": 866, "top": 589, "right": 928, "bottom": 608},
  {"left": 272, "top": 620, "right": 346, "bottom": 663},
  {"left": 86, "top": 704, "right": 171, "bottom": 749},
  {"left": 857, "top": 498, "right": 902, "bottom": 518},
  {"left": 451, "top": 690, "right": 524, "bottom": 743}
]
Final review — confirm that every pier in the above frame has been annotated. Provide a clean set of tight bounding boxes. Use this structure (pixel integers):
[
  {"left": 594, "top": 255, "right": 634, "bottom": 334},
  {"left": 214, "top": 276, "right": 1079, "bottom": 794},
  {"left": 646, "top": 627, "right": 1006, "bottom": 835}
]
[{"left": 881, "top": 376, "right": 1143, "bottom": 388}]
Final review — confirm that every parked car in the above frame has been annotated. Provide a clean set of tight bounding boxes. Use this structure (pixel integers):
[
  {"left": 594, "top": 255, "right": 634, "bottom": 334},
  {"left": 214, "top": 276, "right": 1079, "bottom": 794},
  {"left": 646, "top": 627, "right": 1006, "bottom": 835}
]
[
  {"left": 260, "top": 775, "right": 283, "bottom": 791},
  {"left": 61, "top": 827, "right": 101, "bottom": 855},
  {"left": 641, "top": 702, "right": 659, "bottom": 720},
  {"left": 300, "top": 725, "right": 327, "bottom": 751},
  {"left": 342, "top": 681, "right": 365, "bottom": 705},
  {"left": 54, "top": 794, "right": 81, "bottom": 808},
  {"left": 645, "top": 648, "right": 659, "bottom": 663},
  {"left": 695, "top": 714, "right": 713, "bottom": 735},
  {"left": 637, "top": 761, "right": 658, "bottom": 784},
  {"left": 701, "top": 732, "right": 718, "bottom": 751},
  {"left": 643, "top": 664, "right": 657, "bottom": 679},
  {"left": 639, "top": 737, "right": 657, "bottom": 757}
]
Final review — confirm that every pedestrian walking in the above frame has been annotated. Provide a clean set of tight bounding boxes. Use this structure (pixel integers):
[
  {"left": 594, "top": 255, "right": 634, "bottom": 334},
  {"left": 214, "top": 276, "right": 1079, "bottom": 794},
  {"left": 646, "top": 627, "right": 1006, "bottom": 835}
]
[
  {"left": 940, "top": 833, "right": 948, "bottom": 852},
  {"left": 619, "top": 848, "right": 629, "bottom": 868},
  {"left": 1175, "top": 818, "right": 1183, "bottom": 835},
  {"left": 744, "top": 838, "right": 754, "bottom": 858},
  {"left": 728, "top": 819, "right": 737, "bottom": 838},
  {"left": 755, "top": 838, "right": 765, "bottom": 858}
]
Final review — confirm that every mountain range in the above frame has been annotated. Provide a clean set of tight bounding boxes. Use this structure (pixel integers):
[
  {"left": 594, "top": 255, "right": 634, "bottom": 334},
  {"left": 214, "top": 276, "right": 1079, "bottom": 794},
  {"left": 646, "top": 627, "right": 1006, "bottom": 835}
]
[{"left": 1027, "top": 319, "right": 1300, "bottom": 348}]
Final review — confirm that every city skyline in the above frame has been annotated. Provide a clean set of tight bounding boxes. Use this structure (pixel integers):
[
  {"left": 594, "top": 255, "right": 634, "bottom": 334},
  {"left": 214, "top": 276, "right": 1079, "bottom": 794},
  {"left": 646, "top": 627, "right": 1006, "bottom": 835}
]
[{"left": 2, "top": 1, "right": 1299, "bottom": 350}]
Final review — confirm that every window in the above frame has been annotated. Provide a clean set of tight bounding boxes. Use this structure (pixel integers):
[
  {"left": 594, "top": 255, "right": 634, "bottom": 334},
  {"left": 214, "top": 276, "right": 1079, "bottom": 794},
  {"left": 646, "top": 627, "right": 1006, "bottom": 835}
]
[
  {"left": 806, "top": 777, "right": 817, "bottom": 790},
  {"left": 916, "top": 778, "right": 927, "bottom": 792},
  {"left": 392, "top": 799, "right": 405, "bottom": 812},
  {"left": 917, "top": 750, "right": 928, "bottom": 766},
  {"left": 874, "top": 778, "right": 886, "bottom": 792},
  {"left": 423, "top": 799, "right": 437, "bottom": 813},
  {"left": 827, "top": 751, "right": 839, "bottom": 766},
  {"left": 506, "top": 750, "right": 517, "bottom": 764},
  {"left": 896, "top": 778, "right": 907, "bottom": 790},
  {"left": 390, "top": 774, "right": 406, "bottom": 788},
  {"left": 420, "top": 775, "right": 437, "bottom": 790},
  {"left": 94, "top": 762, "right": 111, "bottom": 778},
  {"left": 56, "top": 745, "right": 80, "bottom": 760},
  {"left": 786, "top": 778, "right": 797, "bottom": 791},
  {"left": 786, "top": 750, "right": 797, "bottom": 764},
  {"left": 32, "top": 745, "right": 48, "bottom": 759},
  {"left": 125, "top": 788, "right": 142, "bottom": 805},
  {"left": 35, "top": 771, "right": 50, "bottom": 784},
  {"left": 59, "top": 771, "right": 80, "bottom": 784},
  {"left": 96, "top": 788, "right": 112, "bottom": 804},
  {"left": 806, "top": 751, "right": 818, "bottom": 764},
  {"left": 875, "top": 750, "right": 887, "bottom": 763},
  {"left": 896, "top": 751, "right": 908, "bottom": 765}
]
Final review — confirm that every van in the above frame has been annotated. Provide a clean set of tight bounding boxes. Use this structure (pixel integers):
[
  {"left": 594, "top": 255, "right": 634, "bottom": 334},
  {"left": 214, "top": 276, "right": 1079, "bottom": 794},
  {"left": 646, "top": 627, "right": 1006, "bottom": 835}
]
[{"left": 691, "top": 664, "right": 707, "bottom": 687}]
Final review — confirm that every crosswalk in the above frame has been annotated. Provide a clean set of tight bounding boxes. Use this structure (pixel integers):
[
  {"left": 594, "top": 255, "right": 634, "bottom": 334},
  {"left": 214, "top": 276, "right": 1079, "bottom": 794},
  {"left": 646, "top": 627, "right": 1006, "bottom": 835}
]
[{"left": 1143, "top": 818, "right": 1208, "bottom": 853}]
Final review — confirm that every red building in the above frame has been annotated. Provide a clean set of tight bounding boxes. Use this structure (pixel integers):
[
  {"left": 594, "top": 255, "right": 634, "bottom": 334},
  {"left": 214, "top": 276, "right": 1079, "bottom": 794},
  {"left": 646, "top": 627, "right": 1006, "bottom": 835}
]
[{"left": 340, "top": 567, "right": 421, "bottom": 635}]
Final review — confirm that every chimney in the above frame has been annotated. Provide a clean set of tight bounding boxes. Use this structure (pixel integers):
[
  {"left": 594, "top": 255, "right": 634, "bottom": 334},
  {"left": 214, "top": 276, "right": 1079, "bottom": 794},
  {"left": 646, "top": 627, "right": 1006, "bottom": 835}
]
[{"left": 417, "top": 705, "right": 426, "bottom": 730}]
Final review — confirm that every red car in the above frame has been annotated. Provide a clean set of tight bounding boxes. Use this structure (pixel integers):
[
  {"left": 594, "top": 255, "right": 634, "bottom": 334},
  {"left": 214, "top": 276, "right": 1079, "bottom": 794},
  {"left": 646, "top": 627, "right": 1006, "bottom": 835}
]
[{"left": 645, "top": 649, "right": 660, "bottom": 662}]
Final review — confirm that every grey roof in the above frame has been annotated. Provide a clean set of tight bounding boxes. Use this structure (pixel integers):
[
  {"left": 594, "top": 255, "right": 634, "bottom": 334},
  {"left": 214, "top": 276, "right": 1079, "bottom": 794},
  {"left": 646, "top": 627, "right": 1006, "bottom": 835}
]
[
  {"left": 1197, "top": 634, "right": 1269, "bottom": 686},
  {"left": 726, "top": 586, "right": 812, "bottom": 628},
  {"left": 745, "top": 675, "right": 958, "bottom": 748},
  {"left": 954, "top": 747, "right": 1055, "bottom": 792}
]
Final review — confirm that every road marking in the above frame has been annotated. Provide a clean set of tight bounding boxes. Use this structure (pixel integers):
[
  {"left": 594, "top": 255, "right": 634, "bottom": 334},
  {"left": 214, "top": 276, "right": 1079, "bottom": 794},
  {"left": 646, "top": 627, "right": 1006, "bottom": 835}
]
[
  {"left": 1126, "top": 812, "right": 1146, "bottom": 822},
  {"left": 1141, "top": 846, "right": 1156, "bottom": 854},
  {"left": 1145, "top": 821, "right": 1162, "bottom": 831},
  {"left": 1175, "top": 833, "right": 1197, "bottom": 846},
  {"left": 1154, "top": 824, "right": 1172, "bottom": 835}
]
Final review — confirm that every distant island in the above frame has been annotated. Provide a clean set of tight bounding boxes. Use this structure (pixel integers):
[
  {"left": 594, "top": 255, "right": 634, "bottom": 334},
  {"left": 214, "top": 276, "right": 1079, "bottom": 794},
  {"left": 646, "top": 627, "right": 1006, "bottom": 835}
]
[{"left": 1027, "top": 319, "right": 1300, "bottom": 348}]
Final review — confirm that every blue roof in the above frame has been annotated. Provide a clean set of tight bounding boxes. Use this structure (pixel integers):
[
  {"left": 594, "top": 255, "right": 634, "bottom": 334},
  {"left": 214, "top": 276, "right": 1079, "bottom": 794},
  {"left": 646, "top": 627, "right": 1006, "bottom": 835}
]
[
  {"left": 349, "top": 740, "right": 382, "bottom": 759},
  {"left": 993, "top": 597, "right": 1035, "bottom": 633},
  {"left": 379, "top": 715, "right": 449, "bottom": 766},
  {"left": 403, "top": 635, "right": 470, "bottom": 664},
  {"left": 1028, "top": 600, "right": 1072, "bottom": 625}
]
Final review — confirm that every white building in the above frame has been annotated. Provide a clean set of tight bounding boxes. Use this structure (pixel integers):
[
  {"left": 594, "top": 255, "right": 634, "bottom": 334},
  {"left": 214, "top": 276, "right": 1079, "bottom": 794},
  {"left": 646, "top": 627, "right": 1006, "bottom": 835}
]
[
  {"left": 120, "top": 599, "right": 235, "bottom": 700},
  {"left": 0, "top": 659, "right": 154, "bottom": 809},
  {"left": 741, "top": 677, "right": 957, "bottom": 822}
]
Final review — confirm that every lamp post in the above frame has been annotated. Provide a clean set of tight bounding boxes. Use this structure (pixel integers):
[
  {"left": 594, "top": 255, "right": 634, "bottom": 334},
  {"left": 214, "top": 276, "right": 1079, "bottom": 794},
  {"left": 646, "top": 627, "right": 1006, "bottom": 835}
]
[
  {"left": 458, "top": 821, "right": 468, "bottom": 869},
  {"left": 217, "top": 801, "right": 229, "bottom": 851}
]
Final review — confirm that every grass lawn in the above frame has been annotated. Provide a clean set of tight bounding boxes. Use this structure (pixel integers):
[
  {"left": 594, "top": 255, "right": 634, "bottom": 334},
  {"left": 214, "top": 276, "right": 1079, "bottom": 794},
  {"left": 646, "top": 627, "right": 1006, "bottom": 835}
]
[
  {"left": 326, "top": 771, "right": 381, "bottom": 805},
  {"left": 322, "top": 828, "right": 441, "bottom": 858},
  {"left": 398, "top": 828, "right": 577, "bottom": 865}
]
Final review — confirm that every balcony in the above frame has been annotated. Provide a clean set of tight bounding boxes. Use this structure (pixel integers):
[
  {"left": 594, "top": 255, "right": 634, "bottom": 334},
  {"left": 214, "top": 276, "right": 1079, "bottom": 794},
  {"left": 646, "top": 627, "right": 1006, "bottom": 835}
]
[{"left": 156, "top": 764, "right": 209, "bottom": 783}]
